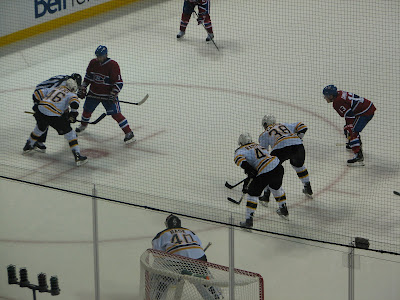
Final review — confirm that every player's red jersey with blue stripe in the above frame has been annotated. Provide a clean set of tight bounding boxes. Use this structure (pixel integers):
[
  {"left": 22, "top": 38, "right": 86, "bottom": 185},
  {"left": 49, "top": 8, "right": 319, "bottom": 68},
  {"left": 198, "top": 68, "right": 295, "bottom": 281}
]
[
  {"left": 83, "top": 58, "right": 123, "bottom": 98},
  {"left": 332, "top": 91, "right": 376, "bottom": 124}
]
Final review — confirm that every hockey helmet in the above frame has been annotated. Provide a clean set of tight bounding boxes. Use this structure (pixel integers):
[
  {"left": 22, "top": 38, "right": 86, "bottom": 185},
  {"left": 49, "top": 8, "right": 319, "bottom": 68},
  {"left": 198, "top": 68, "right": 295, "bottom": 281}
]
[
  {"left": 323, "top": 85, "right": 338, "bottom": 97},
  {"left": 70, "top": 73, "right": 82, "bottom": 87},
  {"left": 165, "top": 214, "right": 181, "bottom": 229},
  {"left": 262, "top": 115, "right": 276, "bottom": 128},
  {"left": 65, "top": 78, "right": 78, "bottom": 93},
  {"left": 238, "top": 133, "right": 253, "bottom": 146},
  {"left": 95, "top": 45, "right": 108, "bottom": 57}
]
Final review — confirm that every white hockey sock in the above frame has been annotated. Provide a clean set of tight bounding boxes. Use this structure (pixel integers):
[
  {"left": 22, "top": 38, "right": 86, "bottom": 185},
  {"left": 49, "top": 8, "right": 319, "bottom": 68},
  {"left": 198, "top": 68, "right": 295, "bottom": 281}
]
[
  {"left": 29, "top": 126, "right": 47, "bottom": 146},
  {"left": 270, "top": 187, "right": 287, "bottom": 207},
  {"left": 245, "top": 195, "right": 258, "bottom": 219},
  {"left": 64, "top": 130, "right": 80, "bottom": 153},
  {"left": 292, "top": 165, "right": 310, "bottom": 184}
]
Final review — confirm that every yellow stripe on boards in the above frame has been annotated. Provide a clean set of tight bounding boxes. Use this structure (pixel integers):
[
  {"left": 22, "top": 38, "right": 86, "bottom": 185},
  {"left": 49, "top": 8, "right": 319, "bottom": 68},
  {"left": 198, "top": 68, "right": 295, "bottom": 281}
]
[{"left": 0, "top": 0, "right": 142, "bottom": 47}]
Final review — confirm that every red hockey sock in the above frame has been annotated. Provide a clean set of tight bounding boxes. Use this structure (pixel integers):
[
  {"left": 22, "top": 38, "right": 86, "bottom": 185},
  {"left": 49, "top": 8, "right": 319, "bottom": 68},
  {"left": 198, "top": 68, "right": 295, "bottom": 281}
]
[
  {"left": 204, "top": 15, "right": 213, "bottom": 33},
  {"left": 112, "top": 113, "right": 132, "bottom": 134},
  {"left": 180, "top": 13, "right": 191, "bottom": 32}
]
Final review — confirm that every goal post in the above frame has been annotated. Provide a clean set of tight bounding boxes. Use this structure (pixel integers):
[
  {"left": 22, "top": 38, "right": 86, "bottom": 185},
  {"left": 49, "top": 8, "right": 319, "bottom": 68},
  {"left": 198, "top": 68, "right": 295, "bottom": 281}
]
[{"left": 140, "top": 249, "right": 264, "bottom": 300}]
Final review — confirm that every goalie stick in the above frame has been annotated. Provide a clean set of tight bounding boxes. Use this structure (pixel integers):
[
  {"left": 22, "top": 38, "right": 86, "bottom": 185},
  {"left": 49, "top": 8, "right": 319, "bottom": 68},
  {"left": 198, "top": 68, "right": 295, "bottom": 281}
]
[
  {"left": 24, "top": 111, "right": 106, "bottom": 125},
  {"left": 225, "top": 178, "right": 246, "bottom": 189},
  {"left": 86, "top": 94, "right": 149, "bottom": 106},
  {"left": 394, "top": 191, "right": 400, "bottom": 196}
]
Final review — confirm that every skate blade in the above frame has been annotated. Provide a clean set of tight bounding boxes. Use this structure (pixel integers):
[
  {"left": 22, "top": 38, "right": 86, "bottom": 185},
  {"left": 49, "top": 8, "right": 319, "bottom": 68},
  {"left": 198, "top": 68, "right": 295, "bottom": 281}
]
[
  {"left": 240, "top": 227, "right": 252, "bottom": 232},
  {"left": 276, "top": 212, "right": 289, "bottom": 221},
  {"left": 260, "top": 201, "right": 269, "bottom": 207},
  {"left": 124, "top": 138, "right": 137, "bottom": 145},
  {"left": 22, "top": 149, "right": 35, "bottom": 155},
  {"left": 33, "top": 148, "right": 46, "bottom": 153},
  {"left": 76, "top": 159, "right": 88, "bottom": 167},
  {"left": 303, "top": 192, "right": 313, "bottom": 199},
  {"left": 347, "top": 161, "right": 365, "bottom": 167}
]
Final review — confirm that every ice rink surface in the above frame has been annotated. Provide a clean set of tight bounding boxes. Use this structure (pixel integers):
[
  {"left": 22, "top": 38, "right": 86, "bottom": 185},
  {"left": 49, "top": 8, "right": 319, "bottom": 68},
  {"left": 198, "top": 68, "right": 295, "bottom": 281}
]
[{"left": 1, "top": 0, "right": 400, "bottom": 299}]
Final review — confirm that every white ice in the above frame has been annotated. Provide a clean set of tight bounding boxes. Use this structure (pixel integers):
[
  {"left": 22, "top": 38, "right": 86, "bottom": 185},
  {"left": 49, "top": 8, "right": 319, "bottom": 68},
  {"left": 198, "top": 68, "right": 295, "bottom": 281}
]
[{"left": 1, "top": 0, "right": 400, "bottom": 299}]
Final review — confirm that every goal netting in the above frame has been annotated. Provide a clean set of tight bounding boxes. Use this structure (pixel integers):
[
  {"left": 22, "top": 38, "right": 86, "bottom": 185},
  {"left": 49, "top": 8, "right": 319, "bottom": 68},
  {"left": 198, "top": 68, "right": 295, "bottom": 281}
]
[{"left": 140, "top": 249, "right": 264, "bottom": 300}]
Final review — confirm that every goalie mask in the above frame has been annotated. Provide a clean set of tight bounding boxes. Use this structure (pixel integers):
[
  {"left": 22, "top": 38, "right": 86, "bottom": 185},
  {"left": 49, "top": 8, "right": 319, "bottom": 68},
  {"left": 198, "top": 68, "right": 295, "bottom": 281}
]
[{"left": 165, "top": 214, "right": 181, "bottom": 229}]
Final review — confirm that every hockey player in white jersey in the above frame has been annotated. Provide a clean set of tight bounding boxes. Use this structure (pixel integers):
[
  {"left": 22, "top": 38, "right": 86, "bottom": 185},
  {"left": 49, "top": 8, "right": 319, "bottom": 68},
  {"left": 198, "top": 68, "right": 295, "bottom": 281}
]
[
  {"left": 258, "top": 115, "right": 313, "bottom": 204},
  {"left": 31, "top": 73, "right": 82, "bottom": 152},
  {"left": 23, "top": 79, "right": 88, "bottom": 166},
  {"left": 150, "top": 215, "right": 222, "bottom": 299},
  {"left": 235, "top": 133, "right": 289, "bottom": 227}
]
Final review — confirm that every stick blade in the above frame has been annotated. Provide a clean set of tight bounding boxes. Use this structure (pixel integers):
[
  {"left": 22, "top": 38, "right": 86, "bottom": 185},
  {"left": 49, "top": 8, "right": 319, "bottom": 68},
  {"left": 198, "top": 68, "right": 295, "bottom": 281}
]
[
  {"left": 394, "top": 191, "right": 400, "bottom": 196},
  {"left": 89, "top": 113, "right": 107, "bottom": 124},
  {"left": 135, "top": 94, "right": 149, "bottom": 105},
  {"left": 225, "top": 182, "right": 234, "bottom": 189},
  {"left": 227, "top": 197, "right": 240, "bottom": 205}
]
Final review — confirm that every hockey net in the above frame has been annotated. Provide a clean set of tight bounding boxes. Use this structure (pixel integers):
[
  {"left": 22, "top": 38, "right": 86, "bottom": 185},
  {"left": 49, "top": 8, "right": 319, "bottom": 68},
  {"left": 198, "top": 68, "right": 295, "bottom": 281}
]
[{"left": 140, "top": 249, "right": 264, "bottom": 300}]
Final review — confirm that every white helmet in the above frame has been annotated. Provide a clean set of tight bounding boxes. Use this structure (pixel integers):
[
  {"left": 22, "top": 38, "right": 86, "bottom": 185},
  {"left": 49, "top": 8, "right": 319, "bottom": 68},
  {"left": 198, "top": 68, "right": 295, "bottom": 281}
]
[
  {"left": 238, "top": 133, "right": 253, "bottom": 146},
  {"left": 65, "top": 78, "right": 78, "bottom": 93},
  {"left": 262, "top": 115, "right": 276, "bottom": 128}
]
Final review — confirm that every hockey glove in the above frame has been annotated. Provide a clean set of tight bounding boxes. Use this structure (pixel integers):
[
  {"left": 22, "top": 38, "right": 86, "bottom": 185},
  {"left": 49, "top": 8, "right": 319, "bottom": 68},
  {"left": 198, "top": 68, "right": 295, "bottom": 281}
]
[
  {"left": 68, "top": 111, "right": 79, "bottom": 123},
  {"left": 241, "top": 161, "right": 258, "bottom": 178},
  {"left": 77, "top": 86, "right": 87, "bottom": 99},
  {"left": 343, "top": 124, "right": 354, "bottom": 137},
  {"left": 242, "top": 177, "right": 251, "bottom": 193},
  {"left": 32, "top": 104, "right": 39, "bottom": 113}
]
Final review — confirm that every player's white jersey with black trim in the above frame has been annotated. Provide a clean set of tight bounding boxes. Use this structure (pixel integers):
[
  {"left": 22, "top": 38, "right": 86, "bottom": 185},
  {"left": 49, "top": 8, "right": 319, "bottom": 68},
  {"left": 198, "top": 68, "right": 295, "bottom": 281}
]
[
  {"left": 234, "top": 143, "right": 279, "bottom": 175},
  {"left": 259, "top": 122, "right": 306, "bottom": 151},
  {"left": 152, "top": 227, "right": 205, "bottom": 259},
  {"left": 35, "top": 75, "right": 69, "bottom": 90},
  {"left": 34, "top": 75, "right": 70, "bottom": 102},
  {"left": 38, "top": 86, "right": 79, "bottom": 117}
]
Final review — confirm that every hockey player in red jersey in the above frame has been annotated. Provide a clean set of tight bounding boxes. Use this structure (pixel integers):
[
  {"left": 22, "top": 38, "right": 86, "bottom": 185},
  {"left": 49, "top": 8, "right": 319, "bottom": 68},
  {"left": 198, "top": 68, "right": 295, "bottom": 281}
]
[
  {"left": 76, "top": 45, "right": 136, "bottom": 144},
  {"left": 323, "top": 85, "right": 376, "bottom": 166},
  {"left": 177, "top": 0, "right": 214, "bottom": 42}
]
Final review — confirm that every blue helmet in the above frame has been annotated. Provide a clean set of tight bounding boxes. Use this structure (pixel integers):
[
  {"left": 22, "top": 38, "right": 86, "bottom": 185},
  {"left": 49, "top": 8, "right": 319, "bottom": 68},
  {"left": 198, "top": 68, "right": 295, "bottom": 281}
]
[
  {"left": 95, "top": 45, "right": 108, "bottom": 57},
  {"left": 323, "top": 85, "right": 338, "bottom": 97}
]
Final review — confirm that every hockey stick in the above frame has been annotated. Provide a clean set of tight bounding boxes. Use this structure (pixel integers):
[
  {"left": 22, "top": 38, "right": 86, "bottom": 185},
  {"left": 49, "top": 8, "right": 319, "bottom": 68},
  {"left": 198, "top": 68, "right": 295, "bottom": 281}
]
[
  {"left": 192, "top": 11, "right": 220, "bottom": 51},
  {"left": 86, "top": 94, "right": 149, "bottom": 106},
  {"left": 77, "top": 113, "right": 106, "bottom": 124},
  {"left": 24, "top": 111, "right": 106, "bottom": 125},
  {"left": 227, "top": 193, "right": 246, "bottom": 205},
  {"left": 203, "top": 242, "right": 212, "bottom": 252},
  {"left": 227, "top": 178, "right": 253, "bottom": 205},
  {"left": 394, "top": 191, "right": 400, "bottom": 196},
  {"left": 225, "top": 178, "right": 246, "bottom": 189}
]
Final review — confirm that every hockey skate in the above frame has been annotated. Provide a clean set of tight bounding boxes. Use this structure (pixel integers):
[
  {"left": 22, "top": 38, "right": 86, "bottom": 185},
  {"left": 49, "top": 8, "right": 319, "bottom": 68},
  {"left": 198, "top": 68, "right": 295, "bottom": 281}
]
[
  {"left": 177, "top": 31, "right": 185, "bottom": 39},
  {"left": 276, "top": 204, "right": 289, "bottom": 221},
  {"left": 240, "top": 217, "right": 253, "bottom": 230},
  {"left": 347, "top": 150, "right": 364, "bottom": 167},
  {"left": 23, "top": 140, "right": 35, "bottom": 154},
  {"left": 33, "top": 142, "right": 46, "bottom": 153},
  {"left": 302, "top": 182, "right": 313, "bottom": 198},
  {"left": 75, "top": 124, "right": 87, "bottom": 134},
  {"left": 206, "top": 33, "right": 214, "bottom": 42},
  {"left": 259, "top": 189, "right": 270, "bottom": 207},
  {"left": 73, "top": 150, "right": 88, "bottom": 166},
  {"left": 124, "top": 131, "right": 136, "bottom": 144}
]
